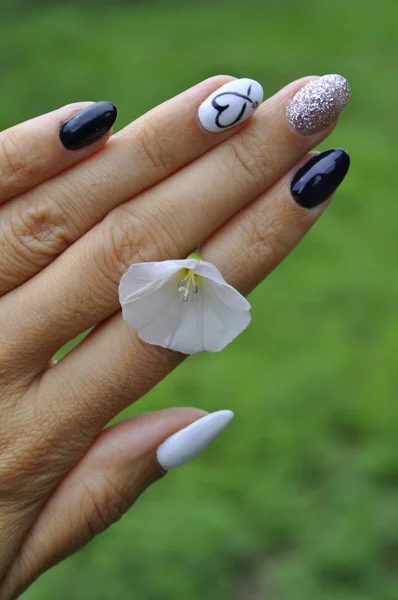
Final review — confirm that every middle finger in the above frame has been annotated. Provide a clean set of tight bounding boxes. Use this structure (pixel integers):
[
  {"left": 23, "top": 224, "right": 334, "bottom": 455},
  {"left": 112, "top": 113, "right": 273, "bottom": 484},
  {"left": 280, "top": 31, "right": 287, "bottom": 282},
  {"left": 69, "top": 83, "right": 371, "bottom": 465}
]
[{"left": 3, "top": 74, "right": 350, "bottom": 374}]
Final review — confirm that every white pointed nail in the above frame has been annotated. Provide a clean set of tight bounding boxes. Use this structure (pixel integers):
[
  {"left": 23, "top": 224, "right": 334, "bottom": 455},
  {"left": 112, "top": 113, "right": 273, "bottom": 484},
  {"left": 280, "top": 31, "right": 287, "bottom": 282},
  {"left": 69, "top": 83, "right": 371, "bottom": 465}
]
[
  {"left": 156, "top": 410, "right": 234, "bottom": 471},
  {"left": 198, "top": 78, "right": 263, "bottom": 133}
]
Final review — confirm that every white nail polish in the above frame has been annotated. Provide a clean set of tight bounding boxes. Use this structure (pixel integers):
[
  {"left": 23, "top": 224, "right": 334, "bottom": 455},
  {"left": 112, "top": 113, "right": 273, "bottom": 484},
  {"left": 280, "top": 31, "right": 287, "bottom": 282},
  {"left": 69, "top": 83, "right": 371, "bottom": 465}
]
[
  {"left": 198, "top": 78, "right": 263, "bottom": 133},
  {"left": 156, "top": 410, "right": 234, "bottom": 471}
]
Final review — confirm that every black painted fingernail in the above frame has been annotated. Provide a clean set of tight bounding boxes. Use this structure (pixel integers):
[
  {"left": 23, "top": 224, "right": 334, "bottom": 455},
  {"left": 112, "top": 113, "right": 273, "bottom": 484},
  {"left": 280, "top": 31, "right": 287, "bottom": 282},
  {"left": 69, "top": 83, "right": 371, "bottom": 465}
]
[
  {"left": 59, "top": 101, "right": 117, "bottom": 150},
  {"left": 291, "top": 148, "right": 350, "bottom": 209}
]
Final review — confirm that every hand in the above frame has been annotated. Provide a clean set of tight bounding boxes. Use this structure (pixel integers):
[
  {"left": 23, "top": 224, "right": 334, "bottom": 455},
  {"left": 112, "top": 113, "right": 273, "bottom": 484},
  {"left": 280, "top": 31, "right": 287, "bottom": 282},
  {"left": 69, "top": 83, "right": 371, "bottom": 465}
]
[{"left": 0, "top": 73, "right": 350, "bottom": 599}]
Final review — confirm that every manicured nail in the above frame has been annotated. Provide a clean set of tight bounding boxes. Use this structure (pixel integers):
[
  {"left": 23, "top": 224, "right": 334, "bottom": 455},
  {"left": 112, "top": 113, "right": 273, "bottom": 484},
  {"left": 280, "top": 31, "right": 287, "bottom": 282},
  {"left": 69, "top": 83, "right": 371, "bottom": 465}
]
[
  {"left": 291, "top": 148, "right": 350, "bottom": 209},
  {"left": 59, "top": 101, "right": 117, "bottom": 150},
  {"left": 286, "top": 74, "right": 351, "bottom": 136},
  {"left": 198, "top": 79, "right": 263, "bottom": 133},
  {"left": 156, "top": 410, "right": 234, "bottom": 471}
]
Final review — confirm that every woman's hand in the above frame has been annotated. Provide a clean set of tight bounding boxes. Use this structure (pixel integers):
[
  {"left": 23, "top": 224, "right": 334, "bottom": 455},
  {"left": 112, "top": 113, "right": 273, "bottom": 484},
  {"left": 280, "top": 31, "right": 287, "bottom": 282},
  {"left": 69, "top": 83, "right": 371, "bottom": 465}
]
[{"left": 0, "top": 73, "right": 350, "bottom": 599}]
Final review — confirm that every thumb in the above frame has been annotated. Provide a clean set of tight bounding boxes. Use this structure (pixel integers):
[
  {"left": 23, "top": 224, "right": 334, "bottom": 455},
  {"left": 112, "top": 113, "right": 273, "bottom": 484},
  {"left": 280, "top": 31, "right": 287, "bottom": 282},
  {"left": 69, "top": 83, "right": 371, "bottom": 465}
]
[{"left": 2, "top": 407, "right": 234, "bottom": 598}]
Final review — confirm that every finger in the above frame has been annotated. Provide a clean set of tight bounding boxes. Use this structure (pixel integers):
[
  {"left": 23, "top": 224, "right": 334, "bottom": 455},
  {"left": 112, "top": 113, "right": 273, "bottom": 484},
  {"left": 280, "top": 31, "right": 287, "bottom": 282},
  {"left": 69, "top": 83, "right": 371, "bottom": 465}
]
[
  {"left": 201, "top": 148, "right": 351, "bottom": 293},
  {"left": 21, "top": 148, "right": 349, "bottom": 448},
  {"left": 0, "top": 101, "right": 117, "bottom": 206},
  {"left": 0, "top": 75, "right": 260, "bottom": 295},
  {"left": 2, "top": 74, "right": 350, "bottom": 375},
  {"left": 1, "top": 409, "right": 233, "bottom": 598}
]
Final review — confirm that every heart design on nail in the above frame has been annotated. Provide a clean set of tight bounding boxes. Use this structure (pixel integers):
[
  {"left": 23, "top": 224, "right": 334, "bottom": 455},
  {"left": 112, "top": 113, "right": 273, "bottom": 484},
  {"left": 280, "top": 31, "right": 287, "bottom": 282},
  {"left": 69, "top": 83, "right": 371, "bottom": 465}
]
[{"left": 211, "top": 85, "right": 259, "bottom": 129}]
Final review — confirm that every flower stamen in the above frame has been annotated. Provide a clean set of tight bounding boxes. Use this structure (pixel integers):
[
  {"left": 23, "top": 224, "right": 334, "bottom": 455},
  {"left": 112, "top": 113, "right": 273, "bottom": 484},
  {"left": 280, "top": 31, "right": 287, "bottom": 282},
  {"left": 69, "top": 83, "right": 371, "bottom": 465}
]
[{"left": 177, "top": 271, "right": 199, "bottom": 302}]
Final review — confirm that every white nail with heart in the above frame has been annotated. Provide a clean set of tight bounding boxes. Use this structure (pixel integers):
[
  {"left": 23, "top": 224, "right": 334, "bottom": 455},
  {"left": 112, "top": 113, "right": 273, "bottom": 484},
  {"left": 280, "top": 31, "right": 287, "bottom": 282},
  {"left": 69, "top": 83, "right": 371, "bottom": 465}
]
[
  {"left": 156, "top": 410, "right": 234, "bottom": 471},
  {"left": 198, "top": 78, "right": 263, "bottom": 133}
]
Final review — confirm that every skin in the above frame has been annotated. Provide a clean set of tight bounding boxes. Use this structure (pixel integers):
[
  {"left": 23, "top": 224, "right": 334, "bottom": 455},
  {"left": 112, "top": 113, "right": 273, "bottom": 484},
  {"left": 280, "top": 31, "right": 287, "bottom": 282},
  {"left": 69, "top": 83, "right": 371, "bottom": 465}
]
[{"left": 0, "top": 75, "right": 337, "bottom": 599}]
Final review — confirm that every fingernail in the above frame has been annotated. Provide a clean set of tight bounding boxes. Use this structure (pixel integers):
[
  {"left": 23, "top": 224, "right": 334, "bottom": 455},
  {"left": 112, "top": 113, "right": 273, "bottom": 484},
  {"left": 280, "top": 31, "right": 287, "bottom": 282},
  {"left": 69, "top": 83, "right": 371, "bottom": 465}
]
[
  {"left": 286, "top": 74, "right": 351, "bottom": 136},
  {"left": 59, "top": 101, "right": 117, "bottom": 150},
  {"left": 291, "top": 148, "right": 350, "bottom": 209},
  {"left": 198, "top": 78, "right": 263, "bottom": 133},
  {"left": 156, "top": 410, "right": 234, "bottom": 471}
]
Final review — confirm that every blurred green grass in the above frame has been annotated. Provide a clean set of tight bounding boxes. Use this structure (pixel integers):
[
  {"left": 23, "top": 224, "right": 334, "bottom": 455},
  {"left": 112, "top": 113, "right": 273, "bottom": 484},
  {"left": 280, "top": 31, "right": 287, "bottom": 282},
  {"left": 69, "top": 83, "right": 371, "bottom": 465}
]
[{"left": 1, "top": 0, "right": 397, "bottom": 598}]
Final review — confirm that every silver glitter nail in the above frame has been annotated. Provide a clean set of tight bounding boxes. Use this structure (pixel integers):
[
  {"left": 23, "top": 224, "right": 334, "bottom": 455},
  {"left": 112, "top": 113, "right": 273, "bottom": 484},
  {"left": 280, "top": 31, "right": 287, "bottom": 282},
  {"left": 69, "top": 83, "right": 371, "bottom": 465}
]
[{"left": 286, "top": 74, "right": 351, "bottom": 136}]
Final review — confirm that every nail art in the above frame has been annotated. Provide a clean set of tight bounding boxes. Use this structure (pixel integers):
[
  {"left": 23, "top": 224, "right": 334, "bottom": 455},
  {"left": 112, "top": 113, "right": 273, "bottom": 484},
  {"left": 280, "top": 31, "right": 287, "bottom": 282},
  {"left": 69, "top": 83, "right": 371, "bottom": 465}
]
[
  {"left": 286, "top": 74, "right": 351, "bottom": 136},
  {"left": 59, "top": 101, "right": 117, "bottom": 150},
  {"left": 198, "top": 79, "right": 263, "bottom": 133},
  {"left": 156, "top": 410, "right": 234, "bottom": 471},
  {"left": 291, "top": 148, "right": 350, "bottom": 209}
]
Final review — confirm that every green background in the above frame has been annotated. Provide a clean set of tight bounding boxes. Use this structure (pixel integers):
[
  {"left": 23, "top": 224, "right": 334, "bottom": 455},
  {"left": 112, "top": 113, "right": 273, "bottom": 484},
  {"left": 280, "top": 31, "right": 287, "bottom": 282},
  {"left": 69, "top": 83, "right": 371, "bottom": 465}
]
[{"left": 1, "top": 0, "right": 397, "bottom": 598}]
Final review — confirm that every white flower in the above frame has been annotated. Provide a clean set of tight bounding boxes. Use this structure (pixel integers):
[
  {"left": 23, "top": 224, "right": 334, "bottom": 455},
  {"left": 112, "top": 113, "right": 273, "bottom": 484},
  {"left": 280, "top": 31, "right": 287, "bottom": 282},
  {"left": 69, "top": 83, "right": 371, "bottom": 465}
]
[{"left": 119, "top": 254, "right": 251, "bottom": 354}]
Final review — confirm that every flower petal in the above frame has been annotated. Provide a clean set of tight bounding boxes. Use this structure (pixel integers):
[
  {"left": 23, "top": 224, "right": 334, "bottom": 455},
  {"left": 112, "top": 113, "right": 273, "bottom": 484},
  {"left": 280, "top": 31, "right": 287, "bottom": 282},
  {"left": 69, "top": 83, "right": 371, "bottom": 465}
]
[
  {"left": 201, "top": 278, "right": 251, "bottom": 352},
  {"left": 121, "top": 275, "right": 180, "bottom": 331},
  {"left": 190, "top": 260, "right": 227, "bottom": 285},
  {"left": 193, "top": 260, "right": 251, "bottom": 311},
  {"left": 119, "top": 258, "right": 251, "bottom": 354},
  {"left": 137, "top": 284, "right": 207, "bottom": 354},
  {"left": 119, "top": 260, "right": 186, "bottom": 304},
  {"left": 120, "top": 265, "right": 206, "bottom": 353}
]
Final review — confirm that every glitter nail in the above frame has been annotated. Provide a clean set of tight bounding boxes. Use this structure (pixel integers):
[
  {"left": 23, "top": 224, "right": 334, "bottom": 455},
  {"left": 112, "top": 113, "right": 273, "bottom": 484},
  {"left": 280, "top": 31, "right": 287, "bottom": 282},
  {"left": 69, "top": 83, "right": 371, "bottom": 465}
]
[{"left": 286, "top": 74, "right": 351, "bottom": 136}]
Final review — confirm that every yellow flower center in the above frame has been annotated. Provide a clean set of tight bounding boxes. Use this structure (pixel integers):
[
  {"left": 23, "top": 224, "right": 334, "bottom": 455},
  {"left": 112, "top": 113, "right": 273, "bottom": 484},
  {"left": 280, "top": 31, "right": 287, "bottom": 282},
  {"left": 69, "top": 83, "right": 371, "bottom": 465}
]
[{"left": 177, "top": 269, "right": 200, "bottom": 302}]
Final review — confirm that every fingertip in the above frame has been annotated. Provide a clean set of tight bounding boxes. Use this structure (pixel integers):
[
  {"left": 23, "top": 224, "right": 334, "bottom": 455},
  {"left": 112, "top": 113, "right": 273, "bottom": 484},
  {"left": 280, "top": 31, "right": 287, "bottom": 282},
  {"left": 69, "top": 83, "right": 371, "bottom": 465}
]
[
  {"left": 59, "top": 101, "right": 118, "bottom": 151},
  {"left": 290, "top": 148, "right": 350, "bottom": 211},
  {"left": 156, "top": 409, "right": 234, "bottom": 471}
]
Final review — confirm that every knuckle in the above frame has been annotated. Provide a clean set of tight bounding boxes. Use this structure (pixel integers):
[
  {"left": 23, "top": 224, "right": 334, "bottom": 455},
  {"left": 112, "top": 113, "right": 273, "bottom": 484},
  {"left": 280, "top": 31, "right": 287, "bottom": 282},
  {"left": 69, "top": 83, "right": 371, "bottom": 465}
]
[
  {"left": 0, "top": 445, "right": 40, "bottom": 502},
  {"left": 227, "top": 131, "right": 275, "bottom": 189},
  {"left": 0, "top": 449, "right": 32, "bottom": 500},
  {"left": 122, "top": 120, "right": 169, "bottom": 181},
  {"left": 237, "top": 214, "right": 266, "bottom": 249},
  {"left": 0, "top": 429, "right": 58, "bottom": 501},
  {"left": 241, "top": 207, "right": 298, "bottom": 265},
  {"left": 234, "top": 216, "right": 275, "bottom": 270},
  {"left": 0, "top": 393, "right": 90, "bottom": 501},
  {"left": 0, "top": 131, "right": 41, "bottom": 191},
  {"left": 84, "top": 476, "right": 131, "bottom": 537},
  {"left": 136, "top": 121, "right": 170, "bottom": 174},
  {"left": 0, "top": 336, "right": 24, "bottom": 384},
  {"left": 95, "top": 206, "right": 179, "bottom": 285},
  {"left": 95, "top": 210, "right": 149, "bottom": 284},
  {"left": 7, "top": 199, "right": 77, "bottom": 266}
]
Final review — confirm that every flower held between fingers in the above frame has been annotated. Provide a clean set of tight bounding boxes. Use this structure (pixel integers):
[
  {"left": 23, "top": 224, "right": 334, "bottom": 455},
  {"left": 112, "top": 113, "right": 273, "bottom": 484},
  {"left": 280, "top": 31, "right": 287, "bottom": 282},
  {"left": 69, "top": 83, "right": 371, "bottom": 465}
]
[{"left": 119, "top": 254, "right": 251, "bottom": 354}]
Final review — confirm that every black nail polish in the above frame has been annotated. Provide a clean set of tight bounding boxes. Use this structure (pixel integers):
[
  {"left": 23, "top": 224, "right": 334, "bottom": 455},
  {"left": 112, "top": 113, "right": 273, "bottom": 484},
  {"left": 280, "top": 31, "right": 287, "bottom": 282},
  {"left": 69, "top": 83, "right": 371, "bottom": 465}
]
[
  {"left": 291, "top": 149, "right": 350, "bottom": 209},
  {"left": 59, "top": 101, "right": 117, "bottom": 150}
]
